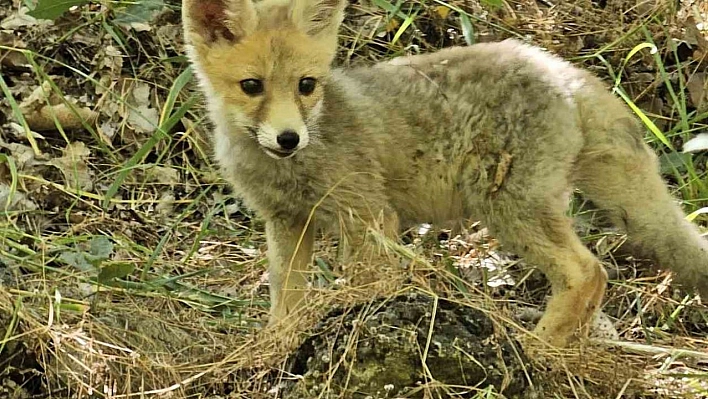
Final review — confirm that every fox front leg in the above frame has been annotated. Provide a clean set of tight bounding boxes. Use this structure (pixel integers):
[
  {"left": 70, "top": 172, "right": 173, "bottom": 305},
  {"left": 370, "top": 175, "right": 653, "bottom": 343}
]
[{"left": 265, "top": 218, "right": 315, "bottom": 326}]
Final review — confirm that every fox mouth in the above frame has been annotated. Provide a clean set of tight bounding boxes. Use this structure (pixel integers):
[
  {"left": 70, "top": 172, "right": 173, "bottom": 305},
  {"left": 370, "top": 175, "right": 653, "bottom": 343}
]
[
  {"left": 263, "top": 147, "right": 295, "bottom": 159},
  {"left": 247, "top": 127, "right": 299, "bottom": 159}
]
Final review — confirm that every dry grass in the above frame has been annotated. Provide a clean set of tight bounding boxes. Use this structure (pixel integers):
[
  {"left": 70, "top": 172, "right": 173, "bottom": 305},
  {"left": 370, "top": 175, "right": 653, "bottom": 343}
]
[{"left": 1, "top": 0, "right": 707, "bottom": 397}]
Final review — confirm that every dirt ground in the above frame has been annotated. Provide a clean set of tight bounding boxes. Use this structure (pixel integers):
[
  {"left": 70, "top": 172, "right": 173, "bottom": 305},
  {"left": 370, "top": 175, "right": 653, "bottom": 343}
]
[{"left": 1, "top": 0, "right": 708, "bottom": 398}]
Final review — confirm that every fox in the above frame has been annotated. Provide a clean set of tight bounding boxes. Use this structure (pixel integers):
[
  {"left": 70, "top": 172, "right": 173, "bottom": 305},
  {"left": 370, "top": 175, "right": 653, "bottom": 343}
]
[{"left": 181, "top": 0, "right": 708, "bottom": 347}]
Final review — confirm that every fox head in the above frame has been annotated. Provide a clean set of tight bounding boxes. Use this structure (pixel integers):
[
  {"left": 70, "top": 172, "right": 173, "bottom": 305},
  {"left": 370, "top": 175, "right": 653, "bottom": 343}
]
[{"left": 182, "top": 0, "right": 346, "bottom": 159}]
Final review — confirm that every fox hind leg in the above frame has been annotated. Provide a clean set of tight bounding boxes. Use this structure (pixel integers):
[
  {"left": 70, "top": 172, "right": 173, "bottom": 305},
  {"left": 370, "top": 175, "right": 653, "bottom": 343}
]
[
  {"left": 575, "top": 141, "right": 708, "bottom": 298},
  {"left": 479, "top": 194, "right": 608, "bottom": 346}
]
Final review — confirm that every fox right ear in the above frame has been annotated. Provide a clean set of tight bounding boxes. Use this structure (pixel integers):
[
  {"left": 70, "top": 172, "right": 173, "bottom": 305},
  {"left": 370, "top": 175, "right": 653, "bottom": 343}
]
[
  {"left": 290, "top": 0, "right": 347, "bottom": 38},
  {"left": 182, "top": 0, "right": 256, "bottom": 45}
]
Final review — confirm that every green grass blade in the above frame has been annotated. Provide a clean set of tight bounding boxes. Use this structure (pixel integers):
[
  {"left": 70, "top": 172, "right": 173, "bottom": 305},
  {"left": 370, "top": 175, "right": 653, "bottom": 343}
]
[
  {"left": 612, "top": 87, "right": 673, "bottom": 150},
  {"left": 390, "top": 12, "right": 416, "bottom": 47},
  {"left": 101, "top": 94, "right": 197, "bottom": 209},
  {"left": 0, "top": 67, "right": 41, "bottom": 156}
]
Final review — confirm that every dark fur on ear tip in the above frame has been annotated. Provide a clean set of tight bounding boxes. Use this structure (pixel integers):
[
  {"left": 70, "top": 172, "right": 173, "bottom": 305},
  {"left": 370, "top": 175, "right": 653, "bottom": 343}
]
[
  {"left": 195, "top": 0, "right": 235, "bottom": 41},
  {"left": 183, "top": 0, "right": 255, "bottom": 44},
  {"left": 291, "top": 0, "right": 347, "bottom": 37},
  {"left": 205, "top": 0, "right": 236, "bottom": 41}
]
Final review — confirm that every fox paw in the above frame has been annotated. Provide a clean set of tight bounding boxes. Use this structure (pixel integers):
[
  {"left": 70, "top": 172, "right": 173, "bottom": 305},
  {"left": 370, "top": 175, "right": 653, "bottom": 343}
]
[{"left": 515, "top": 307, "right": 619, "bottom": 345}]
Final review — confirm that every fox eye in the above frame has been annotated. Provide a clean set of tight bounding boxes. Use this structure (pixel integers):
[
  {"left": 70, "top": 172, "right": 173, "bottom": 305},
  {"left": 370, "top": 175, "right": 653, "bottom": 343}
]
[
  {"left": 240, "top": 79, "right": 264, "bottom": 96},
  {"left": 298, "top": 77, "right": 317, "bottom": 96}
]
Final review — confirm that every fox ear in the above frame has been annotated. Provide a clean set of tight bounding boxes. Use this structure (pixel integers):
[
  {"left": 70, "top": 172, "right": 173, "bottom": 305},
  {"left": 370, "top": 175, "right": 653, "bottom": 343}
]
[
  {"left": 290, "top": 0, "right": 347, "bottom": 38},
  {"left": 182, "top": 0, "right": 256, "bottom": 45}
]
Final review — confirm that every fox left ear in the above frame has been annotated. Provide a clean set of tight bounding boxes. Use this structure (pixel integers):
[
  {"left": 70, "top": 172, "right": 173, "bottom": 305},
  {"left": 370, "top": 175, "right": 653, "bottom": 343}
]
[{"left": 290, "top": 0, "right": 347, "bottom": 38}]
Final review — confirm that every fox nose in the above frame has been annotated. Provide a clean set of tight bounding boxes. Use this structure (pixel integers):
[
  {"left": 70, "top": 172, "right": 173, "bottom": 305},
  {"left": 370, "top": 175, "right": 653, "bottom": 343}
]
[{"left": 277, "top": 130, "right": 300, "bottom": 150}]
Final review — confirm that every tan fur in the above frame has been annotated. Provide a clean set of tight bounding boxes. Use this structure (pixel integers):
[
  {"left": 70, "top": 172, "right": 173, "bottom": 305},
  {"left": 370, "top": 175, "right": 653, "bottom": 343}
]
[{"left": 182, "top": 0, "right": 708, "bottom": 347}]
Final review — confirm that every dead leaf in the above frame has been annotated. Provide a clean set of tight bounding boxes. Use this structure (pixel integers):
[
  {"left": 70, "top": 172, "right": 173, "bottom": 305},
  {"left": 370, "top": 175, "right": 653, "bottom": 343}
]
[
  {"left": 0, "top": 50, "right": 29, "bottom": 69},
  {"left": 0, "top": 32, "right": 30, "bottom": 69},
  {"left": 126, "top": 82, "right": 159, "bottom": 134},
  {"left": 133, "top": 82, "right": 150, "bottom": 104},
  {"left": 489, "top": 151, "right": 513, "bottom": 194},
  {"left": 97, "top": 45, "right": 123, "bottom": 74},
  {"left": 127, "top": 104, "right": 159, "bottom": 134},
  {"left": 0, "top": 7, "right": 51, "bottom": 30},
  {"left": 97, "top": 121, "right": 118, "bottom": 145},
  {"left": 156, "top": 191, "right": 175, "bottom": 217},
  {"left": 687, "top": 72, "right": 708, "bottom": 112},
  {"left": 0, "top": 183, "right": 38, "bottom": 211},
  {"left": 148, "top": 165, "right": 180, "bottom": 187},
  {"left": 0, "top": 140, "right": 39, "bottom": 169},
  {"left": 50, "top": 141, "right": 93, "bottom": 191},
  {"left": 19, "top": 81, "right": 52, "bottom": 108},
  {"left": 8, "top": 122, "right": 45, "bottom": 141},
  {"left": 685, "top": 15, "right": 708, "bottom": 52}
]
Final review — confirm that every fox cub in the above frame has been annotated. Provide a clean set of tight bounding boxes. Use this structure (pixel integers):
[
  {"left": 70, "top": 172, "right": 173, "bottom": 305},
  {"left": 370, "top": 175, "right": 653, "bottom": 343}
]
[{"left": 182, "top": 0, "right": 708, "bottom": 346}]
